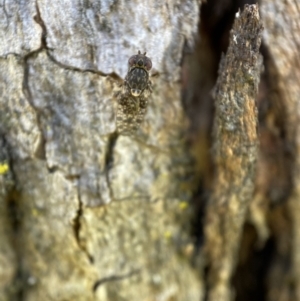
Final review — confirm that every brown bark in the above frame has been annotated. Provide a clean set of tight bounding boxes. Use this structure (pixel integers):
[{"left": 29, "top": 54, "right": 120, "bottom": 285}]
[
  {"left": 1, "top": 0, "right": 300, "bottom": 301},
  {"left": 204, "top": 5, "right": 262, "bottom": 301},
  {"left": 260, "top": 1, "right": 300, "bottom": 300}
]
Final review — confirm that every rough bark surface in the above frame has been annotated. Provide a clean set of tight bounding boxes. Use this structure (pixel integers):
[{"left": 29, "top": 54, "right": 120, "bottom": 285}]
[
  {"left": 1, "top": 0, "right": 299, "bottom": 301},
  {"left": 204, "top": 5, "right": 262, "bottom": 301},
  {"left": 0, "top": 1, "right": 200, "bottom": 301},
  {"left": 260, "top": 1, "right": 300, "bottom": 300}
]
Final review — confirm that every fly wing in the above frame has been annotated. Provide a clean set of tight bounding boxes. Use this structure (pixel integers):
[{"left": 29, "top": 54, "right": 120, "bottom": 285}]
[
  {"left": 116, "top": 83, "right": 151, "bottom": 136},
  {"left": 116, "top": 83, "right": 139, "bottom": 135},
  {"left": 115, "top": 69, "right": 152, "bottom": 135},
  {"left": 133, "top": 93, "right": 148, "bottom": 133}
]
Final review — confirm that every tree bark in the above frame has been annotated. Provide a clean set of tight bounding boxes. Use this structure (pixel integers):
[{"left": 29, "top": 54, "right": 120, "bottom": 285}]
[
  {"left": 260, "top": 1, "right": 300, "bottom": 300},
  {"left": 204, "top": 5, "right": 262, "bottom": 301},
  {"left": 0, "top": 1, "right": 200, "bottom": 301},
  {"left": 1, "top": 1, "right": 300, "bottom": 301}
]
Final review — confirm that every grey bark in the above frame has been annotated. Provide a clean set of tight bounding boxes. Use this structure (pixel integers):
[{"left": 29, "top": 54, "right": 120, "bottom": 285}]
[
  {"left": 0, "top": 1, "right": 200, "bottom": 300},
  {"left": 1, "top": 0, "right": 298, "bottom": 301}
]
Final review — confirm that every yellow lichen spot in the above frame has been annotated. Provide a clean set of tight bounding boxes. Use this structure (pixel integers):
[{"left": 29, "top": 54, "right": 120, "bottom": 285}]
[
  {"left": 0, "top": 162, "right": 9, "bottom": 175},
  {"left": 179, "top": 201, "right": 188, "bottom": 210},
  {"left": 32, "top": 209, "right": 39, "bottom": 217},
  {"left": 164, "top": 231, "right": 172, "bottom": 239}
]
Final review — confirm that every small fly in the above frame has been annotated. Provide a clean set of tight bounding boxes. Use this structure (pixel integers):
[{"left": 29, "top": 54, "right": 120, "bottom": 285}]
[{"left": 115, "top": 51, "right": 153, "bottom": 135}]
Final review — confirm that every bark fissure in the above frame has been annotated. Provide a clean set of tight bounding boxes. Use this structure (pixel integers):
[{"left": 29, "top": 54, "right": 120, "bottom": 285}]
[
  {"left": 20, "top": 1, "right": 48, "bottom": 159},
  {"left": 73, "top": 181, "right": 94, "bottom": 264},
  {"left": 93, "top": 269, "right": 141, "bottom": 292},
  {"left": 34, "top": 0, "right": 47, "bottom": 50},
  {"left": 46, "top": 51, "right": 111, "bottom": 77},
  {"left": 35, "top": 0, "right": 109, "bottom": 77},
  {"left": 104, "top": 132, "right": 118, "bottom": 202}
]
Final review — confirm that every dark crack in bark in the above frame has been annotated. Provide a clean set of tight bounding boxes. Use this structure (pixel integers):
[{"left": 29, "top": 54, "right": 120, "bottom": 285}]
[
  {"left": 93, "top": 269, "right": 141, "bottom": 292},
  {"left": 73, "top": 181, "right": 94, "bottom": 264},
  {"left": 34, "top": 0, "right": 47, "bottom": 50},
  {"left": 20, "top": 1, "right": 48, "bottom": 160},
  {"left": 104, "top": 132, "right": 118, "bottom": 202}
]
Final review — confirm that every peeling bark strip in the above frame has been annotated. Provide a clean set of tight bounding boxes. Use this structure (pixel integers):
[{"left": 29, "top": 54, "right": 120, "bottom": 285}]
[{"left": 204, "top": 5, "right": 263, "bottom": 301}]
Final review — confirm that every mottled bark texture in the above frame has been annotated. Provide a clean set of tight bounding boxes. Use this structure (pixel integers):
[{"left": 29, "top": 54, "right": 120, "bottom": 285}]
[
  {"left": 204, "top": 5, "right": 262, "bottom": 301},
  {"left": 259, "top": 1, "right": 300, "bottom": 301},
  {"left": 2, "top": 0, "right": 299, "bottom": 300},
  {"left": 0, "top": 1, "right": 200, "bottom": 301}
]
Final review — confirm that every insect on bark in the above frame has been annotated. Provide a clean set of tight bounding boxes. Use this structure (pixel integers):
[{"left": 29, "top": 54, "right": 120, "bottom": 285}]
[{"left": 116, "top": 51, "right": 153, "bottom": 135}]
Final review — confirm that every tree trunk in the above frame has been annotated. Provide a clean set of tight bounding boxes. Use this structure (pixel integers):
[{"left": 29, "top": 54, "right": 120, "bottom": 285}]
[
  {"left": 0, "top": 1, "right": 299, "bottom": 301},
  {"left": 0, "top": 1, "right": 200, "bottom": 300}
]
